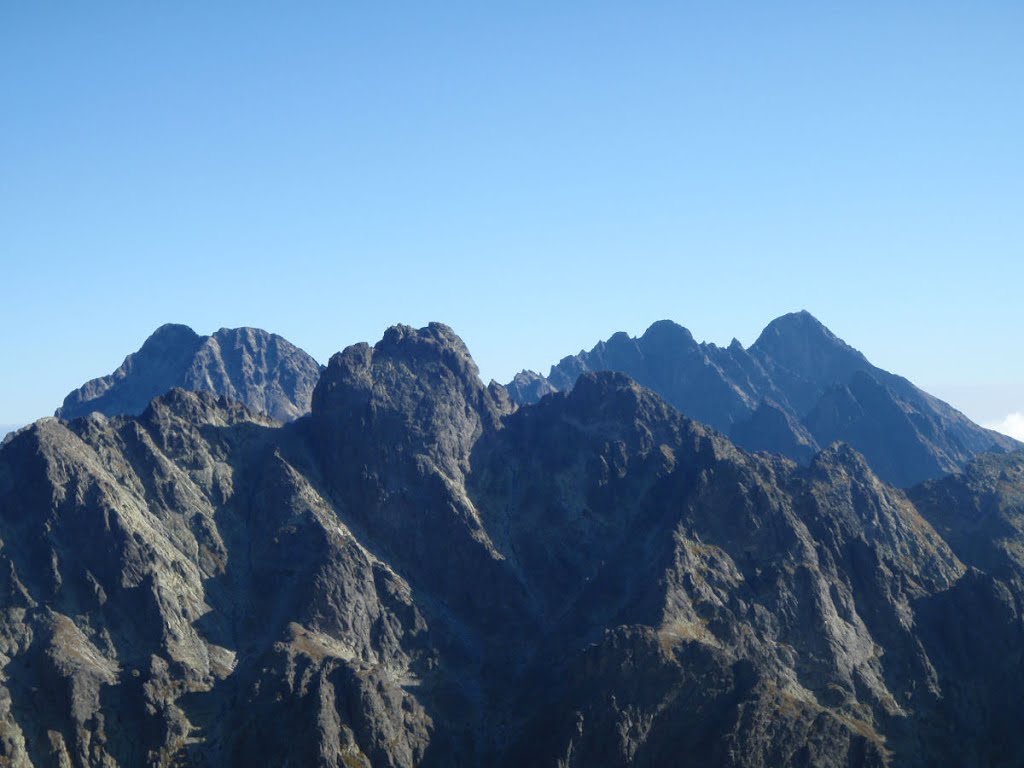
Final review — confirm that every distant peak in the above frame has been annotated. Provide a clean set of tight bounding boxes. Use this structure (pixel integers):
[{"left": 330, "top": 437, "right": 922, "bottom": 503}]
[
  {"left": 511, "top": 369, "right": 544, "bottom": 384},
  {"left": 210, "top": 326, "right": 293, "bottom": 351},
  {"left": 745, "top": 311, "right": 872, "bottom": 415},
  {"left": 130, "top": 324, "right": 206, "bottom": 362},
  {"left": 144, "top": 323, "right": 201, "bottom": 346},
  {"left": 643, "top": 319, "right": 692, "bottom": 342},
  {"left": 152, "top": 322, "right": 198, "bottom": 335},
  {"left": 57, "top": 323, "right": 320, "bottom": 422},
  {"left": 640, "top": 319, "right": 695, "bottom": 345},
  {"left": 213, "top": 326, "right": 267, "bottom": 338},
  {"left": 751, "top": 310, "right": 856, "bottom": 355},
  {"left": 761, "top": 310, "right": 828, "bottom": 335},
  {"left": 506, "top": 369, "right": 559, "bottom": 406}
]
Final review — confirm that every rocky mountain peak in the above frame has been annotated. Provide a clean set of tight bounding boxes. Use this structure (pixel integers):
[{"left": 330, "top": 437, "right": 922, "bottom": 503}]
[
  {"left": 750, "top": 310, "right": 869, "bottom": 384},
  {"left": 754, "top": 309, "right": 830, "bottom": 340},
  {"left": 312, "top": 323, "right": 510, "bottom": 484},
  {"left": 565, "top": 371, "right": 669, "bottom": 421},
  {"left": 639, "top": 318, "right": 697, "bottom": 348},
  {"left": 315, "top": 322, "right": 486, "bottom": 403},
  {"left": 562, "top": 371, "right": 649, "bottom": 422},
  {"left": 57, "top": 324, "right": 321, "bottom": 422},
  {"left": 377, "top": 321, "right": 481, "bottom": 382},
  {"left": 141, "top": 322, "right": 203, "bottom": 349},
  {"left": 556, "top": 371, "right": 713, "bottom": 460}
]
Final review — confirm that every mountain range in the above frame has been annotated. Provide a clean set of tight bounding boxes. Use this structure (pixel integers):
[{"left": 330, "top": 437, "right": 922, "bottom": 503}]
[
  {"left": 0, "top": 316, "right": 1020, "bottom": 766},
  {"left": 51, "top": 312, "right": 1018, "bottom": 490},
  {"left": 506, "top": 311, "right": 1018, "bottom": 487}
]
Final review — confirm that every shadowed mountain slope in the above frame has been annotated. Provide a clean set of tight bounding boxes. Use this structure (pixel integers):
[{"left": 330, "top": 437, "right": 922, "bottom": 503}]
[
  {"left": 507, "top": 311, "right": 1018, "bottom": 487},
  {"left": 1, "top": 323, "right": 1023, "bottom": 766},
  {"left": 910, "top": 451, "right": 1024, "bottom": 585},
  {"left": 56, "top": 324, "right": 322, "bottom": 423}
]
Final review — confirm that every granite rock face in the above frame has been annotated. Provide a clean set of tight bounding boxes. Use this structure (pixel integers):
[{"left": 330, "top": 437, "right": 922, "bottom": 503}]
[
  {"left": 56, "top": 324, "right": 322, "bottom": 423},
  {"left": 507, "top": 311, "right": 1019, "bottom": 487},
  {"left": 2, "top": 323, "right": 1023, "bottom": 766}
]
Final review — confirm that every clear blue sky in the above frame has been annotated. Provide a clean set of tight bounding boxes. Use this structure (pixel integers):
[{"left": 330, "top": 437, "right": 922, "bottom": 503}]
[{"left": 2, "top": 2, "right": 1022, "bottom": 432}]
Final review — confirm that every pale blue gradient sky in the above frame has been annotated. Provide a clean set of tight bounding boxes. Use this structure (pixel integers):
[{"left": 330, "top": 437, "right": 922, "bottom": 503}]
[{"left": 2, "top": 3, "right": 1022, "bottom": 429}]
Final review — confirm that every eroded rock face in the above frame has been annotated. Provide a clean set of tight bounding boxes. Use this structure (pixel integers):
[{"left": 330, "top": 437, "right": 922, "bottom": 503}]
[
  {"left": 57, "top": 325, "right": 322, "bottom": 423},
  {"left": 1, "top": 323, "right": 1023, "bottom": 767},
  {"left": 506, "top": 311, "right": 1019, "bottom": 487}
]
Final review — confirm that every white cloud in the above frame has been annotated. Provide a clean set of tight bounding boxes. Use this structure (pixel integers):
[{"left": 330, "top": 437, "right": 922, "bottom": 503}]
[{"left": 986, "top": 413, "right": 1024, "bottom": 441}]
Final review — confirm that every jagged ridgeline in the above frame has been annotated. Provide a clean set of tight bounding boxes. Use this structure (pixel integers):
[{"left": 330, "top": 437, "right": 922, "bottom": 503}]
[
  {"left": 2, "top": 322, "right": 1024, "bottom": 767},
  {"left": 53, "top": 314, "right": 1019, "bottom": 489},
  {"left": 507, "top": 311, "right": 1019, "bottom": 487}
]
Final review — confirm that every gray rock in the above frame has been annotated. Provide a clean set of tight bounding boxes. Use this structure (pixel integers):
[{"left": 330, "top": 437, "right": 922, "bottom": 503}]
[
  {"left": 0, "top": 323, "right": 1022, "bottom": 766},
  {"left": 909, "top": 451, "right": 1024, "bottom": 584},
  {"left": 57, "top": 325, "right": 322, "bottom": 423}
]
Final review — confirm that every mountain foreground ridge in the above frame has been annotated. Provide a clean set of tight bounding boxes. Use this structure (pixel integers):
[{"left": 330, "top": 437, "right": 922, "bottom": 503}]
[{"left": 0, "top": 322, "right": 1023, "bottom": 766}]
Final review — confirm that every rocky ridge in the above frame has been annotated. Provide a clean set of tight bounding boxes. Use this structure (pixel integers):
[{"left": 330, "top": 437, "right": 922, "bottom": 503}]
[
  {"left": 507, "top": 311, "right": 1019, "bottom": 487},
  {"left": 0, "top": 323, "right": 1022, "bottom": 766}
]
